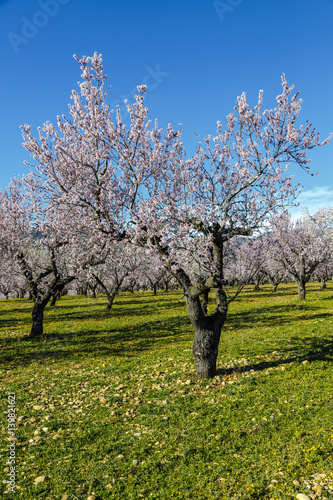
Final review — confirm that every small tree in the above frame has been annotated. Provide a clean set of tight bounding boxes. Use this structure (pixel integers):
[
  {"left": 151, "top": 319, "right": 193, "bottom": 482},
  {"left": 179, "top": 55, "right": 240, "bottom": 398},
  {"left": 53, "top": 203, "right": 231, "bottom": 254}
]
[
  {"left": 88, "top": 242, "right": 137, "bottom": 310},
  {"left": 268, "top": 211, "right": 331, "bottom": 300},
  {"left": 0, "top": 177, "right": 108, "bottom": 337},
  {"left": 21, "top": 53, "right": 332, "bottom": 375},
  {"left": 261, "top": 235, "right": 289, "bottom": 292}
]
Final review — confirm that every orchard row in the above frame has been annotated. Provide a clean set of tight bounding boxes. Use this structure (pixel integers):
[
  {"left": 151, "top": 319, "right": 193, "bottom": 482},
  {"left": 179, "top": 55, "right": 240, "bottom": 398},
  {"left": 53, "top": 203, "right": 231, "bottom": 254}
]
[{"left": 0, "top": 53, "right": 331, "bottom": 377}]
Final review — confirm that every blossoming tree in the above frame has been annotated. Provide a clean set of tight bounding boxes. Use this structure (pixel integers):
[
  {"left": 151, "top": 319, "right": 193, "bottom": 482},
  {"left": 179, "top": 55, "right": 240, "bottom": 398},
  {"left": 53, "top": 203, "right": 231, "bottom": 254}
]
[
  {"left": 21, "top": 53, "right": 331, "bottom": 376},
  {"left": 267, "top": 211, "right": 332, "bottom": 300},
  {"left": 0, "top": 176, "right": 109, "bottom": 337}
]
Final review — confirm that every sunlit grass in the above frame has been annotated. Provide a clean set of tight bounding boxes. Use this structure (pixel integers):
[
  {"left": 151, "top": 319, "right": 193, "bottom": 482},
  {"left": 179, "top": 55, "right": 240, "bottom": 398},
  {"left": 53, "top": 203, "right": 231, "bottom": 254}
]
[{"left": 1, "top": 283, "right": 333, "bottom": 498}]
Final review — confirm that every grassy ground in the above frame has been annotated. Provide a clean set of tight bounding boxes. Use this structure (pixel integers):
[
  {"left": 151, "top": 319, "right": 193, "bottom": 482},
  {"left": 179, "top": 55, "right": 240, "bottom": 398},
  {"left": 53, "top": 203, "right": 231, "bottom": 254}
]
[{"left": 1, "top": 283, "right": 333, "bottom": 499}]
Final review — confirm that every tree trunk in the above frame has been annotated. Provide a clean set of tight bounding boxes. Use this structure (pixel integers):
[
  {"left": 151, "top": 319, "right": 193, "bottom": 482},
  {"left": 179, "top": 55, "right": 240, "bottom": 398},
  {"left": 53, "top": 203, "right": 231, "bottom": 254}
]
[
  {"left": 186, "top": 289, "right": 227, "bottom": 379},
  {"left": 297, "top": 280, "right": 306, "bottom": 300},
  {"left": 106, "top": 291, "right": 117, "bottom": 310},
  {"left": 321, "top": 277, "right": 327, "bottom": 290},
  {"left": 192, "top": 325, "right": 222, "bottom": 378},
  {"left": 253, "top": 277, "right": 261, "bottom": 291},
  {"left": 153, "top": 283, "right": 157, "bottom": 296},
  {"left": 272, "top": 282, "right": 279, "bottom": 293},
  {"left": 201, "top": 290, "right": 209, "bottom": 314},
  {"left": 29, "top": 277, "right": 75, "bottom": 338},
  {"left": 50, "top": 290, "right": 60, "bottom": 307},
  {"left": 30, "top": 301, "right": 45, "bottom": 338}
]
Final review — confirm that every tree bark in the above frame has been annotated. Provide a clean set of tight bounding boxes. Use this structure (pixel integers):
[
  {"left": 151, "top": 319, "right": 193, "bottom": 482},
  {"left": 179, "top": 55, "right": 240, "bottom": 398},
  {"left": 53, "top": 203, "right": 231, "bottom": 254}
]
[
  {"left": 320, "top": 277, "right": 327, "bottom": 290},
  {"left": 30, "top": 301, "right": 45, "bottom": 338},
  {"left": 106, "top": 291, "right": 117, "bottom": 310},
  {"left": 186, "top": 288, "right": 227, "bottom": 378},
  {"left": 297, "top": 280, "right": 306, "bottom": 300},
  {"left": 89, "top": 285, "right": 97, "bottom": 298},
  {"left": 192, "top": 324, "right": 222, "bottom": 378},
  {"left": 272, "top": 282, "right": 279, "bottom": 293},
  {"left": 201, "top": 290, "right": 209, "bottom": 314},
  {"left": 50, "top": 290, "right": 61, "bottom": 306},
  {"left": 253, "top": 277, "right": 261, "bottom": 291},
  {"left": 29, "top": 277, "right": 76, "bottom": 338}
]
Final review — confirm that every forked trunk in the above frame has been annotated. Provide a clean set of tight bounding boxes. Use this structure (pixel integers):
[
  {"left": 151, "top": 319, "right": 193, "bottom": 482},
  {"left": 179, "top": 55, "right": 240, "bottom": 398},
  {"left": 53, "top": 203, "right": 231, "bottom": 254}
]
[
  {"left": 186, "top": 289, "right": 227, "bottom": 379},
  {"left": 272, "top": 282, "right": 279, "bottom": 293}
]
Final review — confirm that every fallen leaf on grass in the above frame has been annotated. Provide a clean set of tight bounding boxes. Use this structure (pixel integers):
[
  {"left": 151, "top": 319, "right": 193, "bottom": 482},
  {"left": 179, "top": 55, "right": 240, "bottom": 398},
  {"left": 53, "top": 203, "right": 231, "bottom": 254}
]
[{"left": 34, "top": 475, "right": 46, "bottom": 485}]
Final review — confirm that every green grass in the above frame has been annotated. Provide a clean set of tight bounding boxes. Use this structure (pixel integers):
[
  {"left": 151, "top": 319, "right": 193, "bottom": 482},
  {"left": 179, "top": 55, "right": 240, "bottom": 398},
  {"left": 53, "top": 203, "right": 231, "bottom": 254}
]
[{"left": 1, "top": 284, "right": 333, "bottom": 499}]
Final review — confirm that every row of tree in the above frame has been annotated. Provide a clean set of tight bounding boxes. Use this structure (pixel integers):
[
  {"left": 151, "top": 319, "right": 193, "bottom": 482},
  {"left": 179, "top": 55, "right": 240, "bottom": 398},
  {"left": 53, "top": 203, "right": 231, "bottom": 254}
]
[
  {"left": 2, "top": 203, "right": 332, "bottom": 302},
  {"left": 0, "top": 53, "right": 331, "bottom": 377}
]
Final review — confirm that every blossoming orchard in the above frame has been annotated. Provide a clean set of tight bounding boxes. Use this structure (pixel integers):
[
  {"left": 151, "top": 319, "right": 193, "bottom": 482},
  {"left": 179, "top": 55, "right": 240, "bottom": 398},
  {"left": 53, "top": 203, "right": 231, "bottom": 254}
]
[{"left": 1, "top": 53, "right": 332, "bottom": 378}]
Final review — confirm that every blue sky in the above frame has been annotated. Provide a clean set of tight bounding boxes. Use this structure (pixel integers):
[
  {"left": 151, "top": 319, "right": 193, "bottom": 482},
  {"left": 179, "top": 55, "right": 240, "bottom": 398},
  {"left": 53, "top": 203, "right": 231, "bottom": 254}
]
[{"left": 1, "top": 0, "right": 332, "bottom": 213}]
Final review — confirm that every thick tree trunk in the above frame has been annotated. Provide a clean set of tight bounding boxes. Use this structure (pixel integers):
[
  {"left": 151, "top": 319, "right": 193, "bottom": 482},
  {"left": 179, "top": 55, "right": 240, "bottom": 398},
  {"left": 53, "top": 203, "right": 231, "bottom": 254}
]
[
  {"left": 297, "top": 280, "right": 306, "bottom": 300},
  {"left": 186, "top": 289, "right": 227, "bottom": 379},
  {"left": 153, "top": 284, "right": 157, "bottom": 296},
  {"left": 30, "top": 302, "right": 45, "bottom": 338},
  {"left": 192, "top": 325, "right": 222, "bottom": 378}
]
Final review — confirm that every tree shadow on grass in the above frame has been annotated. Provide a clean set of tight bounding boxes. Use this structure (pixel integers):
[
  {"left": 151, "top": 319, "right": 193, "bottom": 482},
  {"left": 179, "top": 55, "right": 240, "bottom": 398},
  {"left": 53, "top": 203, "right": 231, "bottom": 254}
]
[
  {"left": 0, "top": 317, "right": 191, "bottom": 369},
  {"left": 217, "top": 335, "right": 333, "bottom": 377},
  {"left": 235, "top": 288, "right": 297, "bottom": 301},
  {"left": 226, "top": 302, "right": 333, "bottom": 330},
  {"left": 0, "top": 297, "right": 186, "bottom": 332},
  {"left": 0, "top": 305, "right": 33, "bottom": 316}
]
